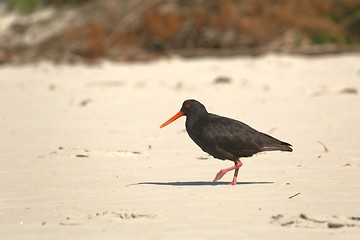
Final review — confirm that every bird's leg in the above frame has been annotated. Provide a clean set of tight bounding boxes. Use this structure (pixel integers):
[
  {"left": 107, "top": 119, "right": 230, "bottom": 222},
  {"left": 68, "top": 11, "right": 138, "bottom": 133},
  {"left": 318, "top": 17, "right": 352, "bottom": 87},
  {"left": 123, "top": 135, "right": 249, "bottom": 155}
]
[
  {"left": 229, "top": 160, "right": 243, "bottom": 185},
  {"left": 213, "top": 159, "right": 243, "bottom": 184}
]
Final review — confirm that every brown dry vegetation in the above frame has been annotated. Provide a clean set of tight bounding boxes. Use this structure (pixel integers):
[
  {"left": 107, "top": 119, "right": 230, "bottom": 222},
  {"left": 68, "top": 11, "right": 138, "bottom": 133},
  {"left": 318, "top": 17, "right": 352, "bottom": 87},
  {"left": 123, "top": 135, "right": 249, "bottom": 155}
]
[{"left": 1, "top": 0, "right": 359, "bottom": 63}]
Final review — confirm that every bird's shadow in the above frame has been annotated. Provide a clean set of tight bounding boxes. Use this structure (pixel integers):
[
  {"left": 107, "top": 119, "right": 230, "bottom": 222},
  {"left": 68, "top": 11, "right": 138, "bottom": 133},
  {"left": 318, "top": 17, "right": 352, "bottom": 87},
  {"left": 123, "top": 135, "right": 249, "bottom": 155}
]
[{"left": 134, "top": 181, "right": 274, "bottom": 186}]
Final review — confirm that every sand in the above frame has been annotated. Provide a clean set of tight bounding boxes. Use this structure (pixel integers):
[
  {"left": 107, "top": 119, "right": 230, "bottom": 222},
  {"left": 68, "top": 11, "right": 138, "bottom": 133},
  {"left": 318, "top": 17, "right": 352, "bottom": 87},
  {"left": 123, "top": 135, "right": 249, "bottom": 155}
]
[{"left": 0, "top": 54, "right": 360, "bottom": 239}]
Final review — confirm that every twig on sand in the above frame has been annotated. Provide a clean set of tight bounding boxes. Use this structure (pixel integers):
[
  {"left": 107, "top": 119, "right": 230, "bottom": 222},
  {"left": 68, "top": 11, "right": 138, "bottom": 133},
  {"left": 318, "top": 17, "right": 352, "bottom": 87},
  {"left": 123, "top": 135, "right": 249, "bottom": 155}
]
[
  {"left": 60, "top": 222, "right": 82, "bottom": 226},
  {"left": 316, "top": 141, "right": 329, "bottom": 153},
  {"left": 288, "top": 192, "right": 301, "bottom": 199}
]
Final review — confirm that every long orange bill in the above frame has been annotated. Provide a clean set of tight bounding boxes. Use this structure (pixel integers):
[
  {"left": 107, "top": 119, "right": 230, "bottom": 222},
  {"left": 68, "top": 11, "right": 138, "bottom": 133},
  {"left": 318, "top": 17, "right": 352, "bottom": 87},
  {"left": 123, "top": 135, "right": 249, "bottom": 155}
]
[{"left": 160, "top": 111, "right": 184, "bottom": 128}]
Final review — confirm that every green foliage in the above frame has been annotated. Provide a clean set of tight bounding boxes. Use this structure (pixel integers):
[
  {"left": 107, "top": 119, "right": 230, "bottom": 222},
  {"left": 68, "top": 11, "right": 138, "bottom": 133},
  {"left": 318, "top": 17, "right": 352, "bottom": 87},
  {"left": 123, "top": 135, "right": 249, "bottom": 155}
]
[
  {"left": 310, "top": 32, "right": 337, "bottom": 45},
  {"left": 310, "top": 32, "right": 357, "bottom": 45},
  {"left": 340, "top": 35, "right": 356, "bottom": 44},
  {"left": 51, "top": 0, "right": 91, "bottom": 4},
  {"left": 331, "top": 6, "right": 360, "bottom": 23},
  {"left": 9, "top": 0, "right": 44, "bottom": 14},
  {"left": 7, "top": 0, "right": 91, "bottom": 14}
]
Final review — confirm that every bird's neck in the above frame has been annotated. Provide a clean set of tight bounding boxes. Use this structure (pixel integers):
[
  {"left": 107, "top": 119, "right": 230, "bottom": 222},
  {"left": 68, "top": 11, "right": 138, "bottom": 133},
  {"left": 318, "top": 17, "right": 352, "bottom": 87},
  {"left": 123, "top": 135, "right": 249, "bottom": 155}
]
[{"left": 185, "top": 113, "right": 208, "bottom": 130}]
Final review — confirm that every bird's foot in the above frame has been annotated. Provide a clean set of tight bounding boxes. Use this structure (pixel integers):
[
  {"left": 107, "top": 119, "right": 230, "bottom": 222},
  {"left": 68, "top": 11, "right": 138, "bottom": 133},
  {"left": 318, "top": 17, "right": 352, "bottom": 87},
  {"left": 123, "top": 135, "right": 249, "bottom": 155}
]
[
  {"left": 228, "top": 177, "right": 237, "bottom": 185},
  {"left": 213, "top": 169, "right": 227, "bottom": 182}
]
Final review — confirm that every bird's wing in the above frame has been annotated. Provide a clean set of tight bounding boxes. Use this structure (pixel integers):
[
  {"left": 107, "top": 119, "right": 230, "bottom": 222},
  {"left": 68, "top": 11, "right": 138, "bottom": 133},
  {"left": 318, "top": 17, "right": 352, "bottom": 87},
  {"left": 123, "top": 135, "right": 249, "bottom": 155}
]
[{"left": 198, "top": 115, "right": 262, "bottom": 158}]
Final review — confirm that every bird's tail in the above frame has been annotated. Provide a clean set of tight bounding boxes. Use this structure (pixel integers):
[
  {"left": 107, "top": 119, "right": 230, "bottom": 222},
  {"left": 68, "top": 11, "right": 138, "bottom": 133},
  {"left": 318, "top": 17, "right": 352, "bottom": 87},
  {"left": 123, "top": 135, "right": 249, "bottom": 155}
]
[{"left": 261, "top": 141, "right": 293, "bottom": 152}]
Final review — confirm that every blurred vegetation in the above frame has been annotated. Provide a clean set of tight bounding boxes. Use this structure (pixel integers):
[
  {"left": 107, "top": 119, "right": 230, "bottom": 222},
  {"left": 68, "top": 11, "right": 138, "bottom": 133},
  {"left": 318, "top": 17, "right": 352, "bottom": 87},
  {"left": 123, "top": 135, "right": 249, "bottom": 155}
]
[
  {"left": 8, "top": 0, "right": 44, "bottom": 14},
  {"left": 7, "top": 0, "right": 91, "bottom": 13},
  {"left": 1, "top": 0, "right": 360, "bottom": 63}
]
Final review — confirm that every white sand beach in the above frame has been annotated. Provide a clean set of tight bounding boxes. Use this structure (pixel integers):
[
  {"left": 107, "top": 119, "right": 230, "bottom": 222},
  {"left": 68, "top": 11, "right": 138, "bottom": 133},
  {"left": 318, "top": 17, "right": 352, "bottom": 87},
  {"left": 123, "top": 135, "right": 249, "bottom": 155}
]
[{"left": 0, "top": 54, "right": 360, "bottom": 239}]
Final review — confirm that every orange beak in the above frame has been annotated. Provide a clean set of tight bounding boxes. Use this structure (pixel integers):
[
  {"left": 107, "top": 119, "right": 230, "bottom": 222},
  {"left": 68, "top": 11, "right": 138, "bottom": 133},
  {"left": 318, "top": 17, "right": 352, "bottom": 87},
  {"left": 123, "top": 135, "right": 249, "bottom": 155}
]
[{"left": 160, "top": 111, "right": 184, "bottom": 128}]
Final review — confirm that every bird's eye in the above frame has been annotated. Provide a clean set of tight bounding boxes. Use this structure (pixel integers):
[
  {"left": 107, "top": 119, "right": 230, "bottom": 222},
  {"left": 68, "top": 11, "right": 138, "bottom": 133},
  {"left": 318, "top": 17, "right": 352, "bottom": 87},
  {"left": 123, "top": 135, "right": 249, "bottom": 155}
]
[{"left": 185, "top": 103, "right": 191, "bottom": 108}]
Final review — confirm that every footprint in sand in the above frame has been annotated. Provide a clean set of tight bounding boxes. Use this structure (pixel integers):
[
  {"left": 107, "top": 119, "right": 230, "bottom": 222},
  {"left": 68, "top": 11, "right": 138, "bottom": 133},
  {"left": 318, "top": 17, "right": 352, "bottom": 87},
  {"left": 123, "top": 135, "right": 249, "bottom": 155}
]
[
  {"left": 61, "top": 210, "right": 155, "bottom": 225},
  {"left": 271, "top": 213, "right": 360, "bottom": 229},
  {"left": 49, "top": 147, "right": 142, "bottom": 158}
]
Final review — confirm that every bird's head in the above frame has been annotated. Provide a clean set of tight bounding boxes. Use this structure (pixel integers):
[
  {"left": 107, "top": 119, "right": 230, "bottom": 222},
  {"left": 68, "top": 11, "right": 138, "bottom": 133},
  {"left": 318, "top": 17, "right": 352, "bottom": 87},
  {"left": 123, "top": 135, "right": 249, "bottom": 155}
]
[{"left": 160, "top": 99, "right": 207, "bottom": 128}]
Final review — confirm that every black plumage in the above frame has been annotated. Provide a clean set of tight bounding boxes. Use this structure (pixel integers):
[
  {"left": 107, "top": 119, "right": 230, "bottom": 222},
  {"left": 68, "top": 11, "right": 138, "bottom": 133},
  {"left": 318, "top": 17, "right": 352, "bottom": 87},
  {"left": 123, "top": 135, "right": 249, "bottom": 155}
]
[{"left": 160, "top": 99, "right": 292, "bottom": 185}]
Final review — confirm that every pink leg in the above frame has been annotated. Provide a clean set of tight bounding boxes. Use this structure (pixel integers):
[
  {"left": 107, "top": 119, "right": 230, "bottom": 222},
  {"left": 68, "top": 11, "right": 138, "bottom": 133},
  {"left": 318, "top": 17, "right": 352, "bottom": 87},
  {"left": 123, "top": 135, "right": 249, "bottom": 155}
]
[
  {"left": 213, "top": 160, "right": 243, "bottom": 185},
  {"left": 229, "top": 166, "right": 240, "bottom": 185}
]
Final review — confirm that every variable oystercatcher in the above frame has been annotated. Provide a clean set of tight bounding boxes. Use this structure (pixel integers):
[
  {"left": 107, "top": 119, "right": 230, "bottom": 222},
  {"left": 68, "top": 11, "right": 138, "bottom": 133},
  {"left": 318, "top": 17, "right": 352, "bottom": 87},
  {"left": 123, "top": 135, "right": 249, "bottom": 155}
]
[{"left": 160, "top": 99, "right": 292, "bottom": 185}]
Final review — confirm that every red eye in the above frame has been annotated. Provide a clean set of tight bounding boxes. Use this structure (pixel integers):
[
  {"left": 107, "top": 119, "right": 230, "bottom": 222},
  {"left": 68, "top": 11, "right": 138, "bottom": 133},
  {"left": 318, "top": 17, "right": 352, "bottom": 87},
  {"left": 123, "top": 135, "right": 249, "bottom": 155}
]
[{"left": 185, "top": 103, "right": 190, "bottom": 108}]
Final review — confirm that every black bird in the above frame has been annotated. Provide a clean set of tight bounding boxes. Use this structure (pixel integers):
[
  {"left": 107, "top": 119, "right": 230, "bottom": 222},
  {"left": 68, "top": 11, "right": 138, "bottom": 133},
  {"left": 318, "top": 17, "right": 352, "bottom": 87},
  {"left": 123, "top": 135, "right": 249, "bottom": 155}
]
[{"left": 160, "top": 99, "right": 292, "bottom": 185}]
